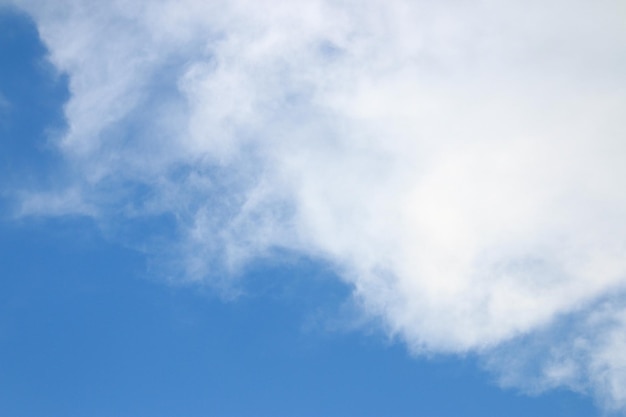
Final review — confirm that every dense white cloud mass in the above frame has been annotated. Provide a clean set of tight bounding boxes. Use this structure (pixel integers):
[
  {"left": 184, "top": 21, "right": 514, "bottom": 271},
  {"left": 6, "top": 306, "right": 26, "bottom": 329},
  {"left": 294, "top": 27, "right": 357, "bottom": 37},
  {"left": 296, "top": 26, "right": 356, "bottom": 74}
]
[{"left": 11, "top": 0, "right": 626, "bottom": 410}]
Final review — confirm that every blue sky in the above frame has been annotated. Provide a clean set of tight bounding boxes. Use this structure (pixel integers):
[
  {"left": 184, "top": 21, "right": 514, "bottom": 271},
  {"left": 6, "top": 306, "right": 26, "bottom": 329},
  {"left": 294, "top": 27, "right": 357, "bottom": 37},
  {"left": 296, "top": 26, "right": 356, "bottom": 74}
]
[
  {"left": 0, "top": 217, "right": 595, "bottom": 417},
  {"left": 2, "top": 2, "right": 626, "bottom": 416}
]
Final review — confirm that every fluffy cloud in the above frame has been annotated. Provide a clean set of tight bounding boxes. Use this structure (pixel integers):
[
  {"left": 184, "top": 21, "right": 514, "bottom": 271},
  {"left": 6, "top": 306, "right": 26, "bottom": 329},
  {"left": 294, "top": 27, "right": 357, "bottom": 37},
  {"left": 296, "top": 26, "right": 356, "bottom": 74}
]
[{"left": 11, "top": 0, "right": 626, "bottom": 410}]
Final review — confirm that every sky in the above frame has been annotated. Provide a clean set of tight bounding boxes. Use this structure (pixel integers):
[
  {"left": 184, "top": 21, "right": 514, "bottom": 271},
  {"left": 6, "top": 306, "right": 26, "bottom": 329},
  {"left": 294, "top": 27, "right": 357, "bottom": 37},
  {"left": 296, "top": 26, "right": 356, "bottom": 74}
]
[{"left": 1, "top": 1, "right": 625, "bottom": 416}]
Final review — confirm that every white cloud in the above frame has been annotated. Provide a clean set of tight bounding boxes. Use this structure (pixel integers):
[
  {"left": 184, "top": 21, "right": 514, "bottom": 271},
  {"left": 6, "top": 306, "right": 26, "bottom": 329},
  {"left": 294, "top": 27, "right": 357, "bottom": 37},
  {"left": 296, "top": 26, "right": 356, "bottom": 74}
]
[{"left": 10, "top": 0, "right": 626, "bottom": 410}]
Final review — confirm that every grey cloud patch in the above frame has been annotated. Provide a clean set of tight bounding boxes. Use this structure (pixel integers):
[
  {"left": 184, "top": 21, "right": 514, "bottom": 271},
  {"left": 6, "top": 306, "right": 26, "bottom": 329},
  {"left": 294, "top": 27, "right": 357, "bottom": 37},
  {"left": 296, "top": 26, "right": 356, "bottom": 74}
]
[
  {"left": 0, "top": 92, "right": 8, "bottom": 129},
  {"left": 0, "top": 91, "right": 8, "bottom": 108},
  {"left": 10, "top": 0, "right": 626, "bottom": 411}
]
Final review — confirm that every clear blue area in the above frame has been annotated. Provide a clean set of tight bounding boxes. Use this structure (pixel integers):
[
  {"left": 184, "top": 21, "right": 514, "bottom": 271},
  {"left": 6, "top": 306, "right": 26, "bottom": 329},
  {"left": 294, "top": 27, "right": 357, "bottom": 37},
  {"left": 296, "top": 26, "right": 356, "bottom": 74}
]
[
  {"left": 0, "top": 8, "right": 600, "bottom": 417},
  {"left": 0, "top": 8, "right": 68, "bottom": 194}
]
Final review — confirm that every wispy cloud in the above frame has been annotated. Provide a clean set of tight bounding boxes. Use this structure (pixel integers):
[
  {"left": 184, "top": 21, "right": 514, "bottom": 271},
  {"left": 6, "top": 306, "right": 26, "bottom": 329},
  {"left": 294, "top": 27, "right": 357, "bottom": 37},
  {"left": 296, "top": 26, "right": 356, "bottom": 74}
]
[
  {"left": 0, "top": 91, "right": 10, "bottom": 122},
  {"left": 10, "top": 0, "right": 626, "bottom": 410}
]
